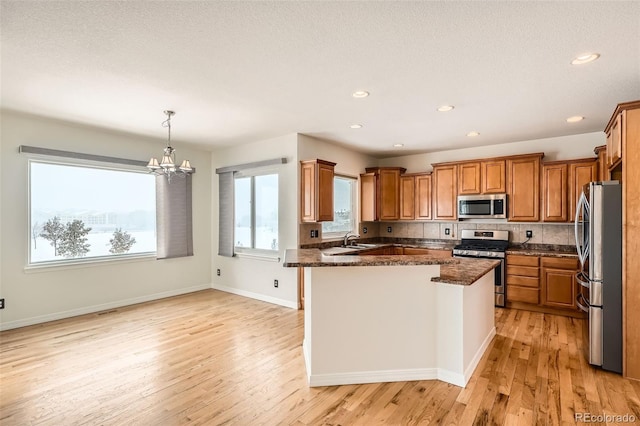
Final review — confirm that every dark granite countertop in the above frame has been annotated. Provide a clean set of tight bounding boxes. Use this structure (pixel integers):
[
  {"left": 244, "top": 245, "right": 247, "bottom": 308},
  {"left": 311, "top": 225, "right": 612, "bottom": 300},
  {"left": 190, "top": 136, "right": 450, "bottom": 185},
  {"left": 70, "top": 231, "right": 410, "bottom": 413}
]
[
  {"left": 432, "top": 258, "right": 501, "bottom": 286},
  {"left": 506, "top": 244, "right": 578, "bottom": 258},
  {"left": 283, "top": 249, "right": 500, "bottom": 286},
  {"left": 283, "top": 249, "right": 458, "bottom": 268}
]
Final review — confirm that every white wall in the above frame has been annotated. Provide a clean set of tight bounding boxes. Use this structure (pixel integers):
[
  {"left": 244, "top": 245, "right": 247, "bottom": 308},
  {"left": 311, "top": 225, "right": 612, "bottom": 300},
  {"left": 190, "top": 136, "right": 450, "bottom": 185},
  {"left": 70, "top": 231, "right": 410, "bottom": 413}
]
[
  {"left": 211, "top": 134, "right": 299, "bottom": 308},
  {"left": 0, "top": 111, "right": 212, "bottom": 330},
  {"left": 298, "top": 134, "right": 378, "bottom": 177},
  {"left": 379, "top": 132, "right": 605, "bottom": 173}
]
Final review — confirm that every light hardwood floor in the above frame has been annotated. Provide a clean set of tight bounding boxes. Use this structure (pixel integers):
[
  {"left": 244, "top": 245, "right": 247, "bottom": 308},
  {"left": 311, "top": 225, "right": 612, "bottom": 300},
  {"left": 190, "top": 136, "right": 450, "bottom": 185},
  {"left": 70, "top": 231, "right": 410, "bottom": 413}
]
[{"left": 1, "top": 289, "right": 639, "bottom": 425}]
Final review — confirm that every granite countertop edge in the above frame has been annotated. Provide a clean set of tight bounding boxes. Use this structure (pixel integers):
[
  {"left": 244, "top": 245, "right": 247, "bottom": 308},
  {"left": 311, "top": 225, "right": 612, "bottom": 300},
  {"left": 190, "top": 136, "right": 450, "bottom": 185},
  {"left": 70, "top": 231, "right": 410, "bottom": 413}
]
[{"left": 432, "top": 259, "right": 501, "bottom": 286}]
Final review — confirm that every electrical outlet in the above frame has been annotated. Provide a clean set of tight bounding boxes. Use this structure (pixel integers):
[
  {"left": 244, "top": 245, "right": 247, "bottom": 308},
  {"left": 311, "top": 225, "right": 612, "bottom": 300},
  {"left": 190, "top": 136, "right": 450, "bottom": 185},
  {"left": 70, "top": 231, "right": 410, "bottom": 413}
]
[
  {"left": 0, "top": 298, "right": 4, "bottom": 309},
  {"left": 526, "top": 230, "right": 533, "bottom": 238},
  {"left": 445, "top": 228, "right": 450, "bottom": 236},
  {"left": 216, "top": 269, "right": 221, "bottom": 276},
  {"left": 310, "top": 230, "right": 315, "bottom": 238},
  {"left": 274, "top": 279, "right": 279, "bottom": 288},
  {"left": 387, "top": 226, "right": 392, "bottom": 233},
  {"left": 362, "top": 226, "right": 368, "bottom": 234}
]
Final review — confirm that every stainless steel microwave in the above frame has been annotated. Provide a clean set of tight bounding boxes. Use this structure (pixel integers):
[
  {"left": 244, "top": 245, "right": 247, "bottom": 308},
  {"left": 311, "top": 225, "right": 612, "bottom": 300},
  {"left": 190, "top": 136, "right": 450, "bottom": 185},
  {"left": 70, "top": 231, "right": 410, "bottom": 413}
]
[{"left": 458, "top": 194, "right": 507, "bottom": 219}]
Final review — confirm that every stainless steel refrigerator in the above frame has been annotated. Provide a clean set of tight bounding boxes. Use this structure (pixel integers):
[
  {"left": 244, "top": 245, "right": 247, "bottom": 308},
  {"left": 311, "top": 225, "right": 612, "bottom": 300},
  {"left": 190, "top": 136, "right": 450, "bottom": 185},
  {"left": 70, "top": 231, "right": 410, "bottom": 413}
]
[{"left": 574, "top": 181, "right": 622, "bottom": 374}]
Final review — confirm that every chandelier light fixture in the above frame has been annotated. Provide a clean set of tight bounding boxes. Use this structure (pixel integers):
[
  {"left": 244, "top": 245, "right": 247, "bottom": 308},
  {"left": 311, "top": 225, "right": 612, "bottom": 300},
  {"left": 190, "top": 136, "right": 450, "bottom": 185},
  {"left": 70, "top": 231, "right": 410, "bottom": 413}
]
[{"left": 147, "top": 110, "right": 193, "bottom": 182}]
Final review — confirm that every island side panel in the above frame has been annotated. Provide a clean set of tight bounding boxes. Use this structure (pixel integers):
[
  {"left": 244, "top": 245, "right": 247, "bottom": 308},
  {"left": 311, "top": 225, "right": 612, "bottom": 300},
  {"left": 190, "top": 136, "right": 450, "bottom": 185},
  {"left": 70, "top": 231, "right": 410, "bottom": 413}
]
[
  {"left": 305, "top": 265, "right": 440, "bottom": 386},
  {"left": 434, "top": 271, "right": 496, "bottom": 387},
  {"left": 462, "top": 270, "right": 496, "bottom": 382}
]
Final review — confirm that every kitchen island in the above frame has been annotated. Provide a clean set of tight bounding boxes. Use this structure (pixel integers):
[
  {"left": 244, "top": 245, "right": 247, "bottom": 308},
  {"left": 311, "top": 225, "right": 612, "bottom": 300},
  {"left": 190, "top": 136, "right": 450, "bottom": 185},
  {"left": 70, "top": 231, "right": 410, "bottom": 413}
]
[{"left": 283, "top": 249, "right": 500, "bottom": 388}]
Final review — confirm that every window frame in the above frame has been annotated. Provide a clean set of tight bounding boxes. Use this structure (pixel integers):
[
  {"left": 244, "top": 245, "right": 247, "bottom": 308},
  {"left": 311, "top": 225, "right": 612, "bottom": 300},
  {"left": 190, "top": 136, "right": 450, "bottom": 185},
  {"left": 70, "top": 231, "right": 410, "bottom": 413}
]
[
  {"left": 233, "top": 167, "right": 280, "bottom": 258},
  {"left": 321, "top": 173, "right": 358, "bottom": 240},
  {"left": 26, "top": 158, "right": 157, "bottom": 269}
]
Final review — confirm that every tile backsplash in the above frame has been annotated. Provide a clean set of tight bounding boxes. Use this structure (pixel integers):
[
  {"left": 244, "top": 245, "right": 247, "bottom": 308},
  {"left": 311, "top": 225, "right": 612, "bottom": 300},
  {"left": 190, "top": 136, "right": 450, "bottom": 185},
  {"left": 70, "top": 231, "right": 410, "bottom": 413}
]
[
  {"left": 376, "top": 221, "right": 575, "bottom": 246},
  {"left": 300, "top": 221, "right": 575, "bottom": 247}
]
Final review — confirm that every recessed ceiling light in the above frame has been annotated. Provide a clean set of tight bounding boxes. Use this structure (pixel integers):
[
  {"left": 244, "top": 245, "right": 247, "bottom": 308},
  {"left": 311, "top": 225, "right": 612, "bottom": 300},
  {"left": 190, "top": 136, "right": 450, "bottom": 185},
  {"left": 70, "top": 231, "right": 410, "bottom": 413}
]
[
  {"left": 350, "top": 124, "right": 363, "bottom": 129},
  {"left": 566, "top": 116, "right": 584, "bottom": 123},
  {"left": 437, "top": 105, "right": 455, "bottom": 112},
  {"left": 393, "top": 143, "right": 404, "bottom": 148},
  {"left": 352, "top": 91, "right": 370, "bottom": 98},
  {"left": 571, "top": 53, "right": 600, "bottom": 65},
  {"left": 466, "top": 131, "right": 480, "bottom": 137}
]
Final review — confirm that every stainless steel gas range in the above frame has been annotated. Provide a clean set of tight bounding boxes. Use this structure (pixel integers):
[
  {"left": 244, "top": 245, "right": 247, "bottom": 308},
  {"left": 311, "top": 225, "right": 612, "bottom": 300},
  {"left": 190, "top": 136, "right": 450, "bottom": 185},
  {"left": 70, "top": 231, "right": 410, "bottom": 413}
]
[{"left": 453, "top": 230, "right": 509, "bottom": 307}]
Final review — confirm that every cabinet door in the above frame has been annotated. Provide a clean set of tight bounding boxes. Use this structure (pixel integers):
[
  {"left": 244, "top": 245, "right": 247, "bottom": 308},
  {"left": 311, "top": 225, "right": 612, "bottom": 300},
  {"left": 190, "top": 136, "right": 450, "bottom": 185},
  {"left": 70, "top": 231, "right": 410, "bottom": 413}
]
[
  {"left": 542, "top": 268, "right": 576, "bottom": 309},
  {"left": 360, "top": 173, "right": 377, "bottom": 222},
  {"left": 399, "top": 176, "right": 415, "bottom": 220},
  {"left": 458, "top": 162, "right": 481, "bottom": 195},
  {"left": 569, "top": 160, "right": 597, "bottom": 221},
  {"left": 415, "top": 174, "right": 432, "bottom": 220},
  {"left": 596, "top": 145, "right": 609, "bottom": 181},
  {"left": 379, "top": 169, "right": 401, "bottom": 220},
  {"left": 317, "top": 162, "right": 335, "bottom": 221},
  {"left": 432, "top": 165, "right": 458, "bottom": 220},
  {"left": 608, "top": 111, "right": 624, "bottom": 167},
  {"left": 300, "top": 161, "right": 317, "bottom": 222},
  {"left": 542, "top": 163, "right": 568, "bottom": 222},
  {"left": 507, "top": 156, "right": 541, "bottom": 222},
  {"left": 482, "top": 160, "right": 506, "bottom": 194}
]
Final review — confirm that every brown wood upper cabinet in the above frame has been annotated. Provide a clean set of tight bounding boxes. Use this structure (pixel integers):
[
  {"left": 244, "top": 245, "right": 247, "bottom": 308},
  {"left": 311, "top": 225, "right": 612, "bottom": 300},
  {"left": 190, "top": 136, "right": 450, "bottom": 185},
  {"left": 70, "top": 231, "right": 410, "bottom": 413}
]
[
  {"left": 482, "top": 160, "right": 507, "bottom": 194},
  {"left": 400, "top": 173, "right": 432, "bottom": 220},
  {"left": 457, "top": 162, "right": 481, "bottom": 195},
  {"left": 432, "top": 164, "right": 457, "bottom": 220},
  {"left": 457, "top": 160, "right": 506, "bottom": 195},
  {"left": 594, "top": 145, "right": 608, "bottom": 181},
  {"left": 542, "top": 162, "right": 568, "bottom": 222},
  {"left": 300, "top": 159, "right": 336, "bottom": 222},
  {"left": 360, "top": 167, "right": 406, "bottom": 221},
  {"left": 507, "top": 154, "right": 542, "bottom": 222},
  {"left": 399, "top": 175, "right": 416, "bottom": 220},
  {"left": 568, "top": 159, "right": 597, "bottom": 221},
  {"left": 606, "top": 110, "right": 624, "bottom": 168},
  {"left": 541, "top": 158, "right": 597, "bottom": 223}
]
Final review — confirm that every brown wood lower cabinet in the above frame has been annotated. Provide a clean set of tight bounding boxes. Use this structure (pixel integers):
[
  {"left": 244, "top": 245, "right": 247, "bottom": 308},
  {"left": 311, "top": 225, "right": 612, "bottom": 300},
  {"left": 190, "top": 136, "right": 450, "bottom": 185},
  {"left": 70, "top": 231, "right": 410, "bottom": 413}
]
[
  {"left": 506, "top": 254, "right": 540, "bottom": 304},
  {"left": 506, "top": 253, "right": 583, "bottom": 316},
  {"left": 541, "top": 257, "right": 579, "bottom": 309}
]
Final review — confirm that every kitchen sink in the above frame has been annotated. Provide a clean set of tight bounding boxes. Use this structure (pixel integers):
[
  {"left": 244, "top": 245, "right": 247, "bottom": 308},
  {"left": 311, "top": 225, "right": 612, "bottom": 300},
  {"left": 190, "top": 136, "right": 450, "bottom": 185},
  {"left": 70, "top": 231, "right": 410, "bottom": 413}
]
[
  {"left": 321, "top": 247, "right": 360, "bottom": 256},
  {"left": 349, "top": 243, "right": 379, "bottom": 248}
]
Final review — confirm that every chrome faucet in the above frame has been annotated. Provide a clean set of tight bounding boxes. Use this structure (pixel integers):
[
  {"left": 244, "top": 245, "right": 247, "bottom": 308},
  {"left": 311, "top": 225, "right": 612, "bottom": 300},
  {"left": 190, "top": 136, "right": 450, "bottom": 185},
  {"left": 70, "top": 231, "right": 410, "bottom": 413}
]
[{"left": 343, "top": 231, "right": 361, "bottom": 247}]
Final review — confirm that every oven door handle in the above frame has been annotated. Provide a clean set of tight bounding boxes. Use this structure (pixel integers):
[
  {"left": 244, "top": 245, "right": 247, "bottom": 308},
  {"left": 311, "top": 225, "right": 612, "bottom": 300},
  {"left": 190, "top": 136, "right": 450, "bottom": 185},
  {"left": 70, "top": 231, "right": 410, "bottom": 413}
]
[{"left": 576, "top": 293, "right": 589, "bottom": 313}]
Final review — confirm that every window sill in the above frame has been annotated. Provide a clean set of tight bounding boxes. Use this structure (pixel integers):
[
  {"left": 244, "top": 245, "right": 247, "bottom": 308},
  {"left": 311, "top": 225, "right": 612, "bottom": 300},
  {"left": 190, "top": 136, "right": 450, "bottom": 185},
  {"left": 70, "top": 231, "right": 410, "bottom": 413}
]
[
  {"left": 25, "top": 253, "right": 157, "bottom": 273},
  {"left": 234, "top": 250, "right": 280, "bottom": 262}
]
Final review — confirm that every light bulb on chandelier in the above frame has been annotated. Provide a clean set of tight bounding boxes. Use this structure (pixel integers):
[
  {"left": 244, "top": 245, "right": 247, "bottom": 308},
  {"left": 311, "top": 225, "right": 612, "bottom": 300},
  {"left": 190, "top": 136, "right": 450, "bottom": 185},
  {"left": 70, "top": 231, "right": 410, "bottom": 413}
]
[{"left": 147, "top": 110, "right": 193, "bottom": 182}]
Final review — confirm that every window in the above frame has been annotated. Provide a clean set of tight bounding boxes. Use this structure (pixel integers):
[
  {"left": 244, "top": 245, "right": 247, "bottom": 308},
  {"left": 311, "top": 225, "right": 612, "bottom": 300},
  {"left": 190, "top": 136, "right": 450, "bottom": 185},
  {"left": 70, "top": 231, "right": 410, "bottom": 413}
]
[
  {"left": 234, "top": 172, "right": 279, "bottom": 252},
  {"left": 29, "top": 160, "right": 156, "bottom": 265},
  {"left": 322, "top": 175, "right": 357, "bottom": 237}
]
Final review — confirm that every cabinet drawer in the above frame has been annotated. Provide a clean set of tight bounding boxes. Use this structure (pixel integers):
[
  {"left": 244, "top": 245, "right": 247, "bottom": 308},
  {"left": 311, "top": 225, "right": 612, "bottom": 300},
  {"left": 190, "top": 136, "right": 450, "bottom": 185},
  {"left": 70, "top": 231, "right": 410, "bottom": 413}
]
[
  {"left": 507, "top": 255, "right": 540, "bottom": 267},
  {"left": 507, "top": 265, "right": 540, "bottom": 277},
  {"left": 507, "top": 285, "right": 539, "bottom": 304},
  {"left": 541, "top": 257, "right": 579, "bottom": 270},
  {"left": 507, "top": 275, "right": 540, "bottom": 288}
]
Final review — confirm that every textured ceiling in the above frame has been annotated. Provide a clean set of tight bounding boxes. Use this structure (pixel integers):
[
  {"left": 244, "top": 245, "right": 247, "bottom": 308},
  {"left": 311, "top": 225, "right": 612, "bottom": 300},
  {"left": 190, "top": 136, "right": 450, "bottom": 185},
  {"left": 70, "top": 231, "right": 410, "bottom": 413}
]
[{"left": 1, "top": 1, "right": 639, "bottom": 157}]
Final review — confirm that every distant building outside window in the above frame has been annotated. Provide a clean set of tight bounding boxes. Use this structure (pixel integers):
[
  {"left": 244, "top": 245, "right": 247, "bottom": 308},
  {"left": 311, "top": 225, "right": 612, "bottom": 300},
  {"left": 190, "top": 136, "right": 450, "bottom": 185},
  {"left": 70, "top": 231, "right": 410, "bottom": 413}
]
[
  {"left": 29, "top": 160, "right": 156, "bottom": 265},
  {"left": 234, "top": 172, "right": 279, "bottom": 252},
  {"left": 322, "top": 175, "right": 356, "bottom": 237}
]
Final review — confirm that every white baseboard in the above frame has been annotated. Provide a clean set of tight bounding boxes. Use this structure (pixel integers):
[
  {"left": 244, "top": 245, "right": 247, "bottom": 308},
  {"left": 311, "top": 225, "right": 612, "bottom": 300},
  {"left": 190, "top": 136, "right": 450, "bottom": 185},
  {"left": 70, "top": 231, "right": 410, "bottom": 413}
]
[
  {"left": 210, "top": 283, "right": 297, "bottom": 309},
  {"left": 463, "top": 326, "right": 497, "bottom": 385},
  {"left": 0, "top": 284, "right": 211, "bottom": 331},
  {"left": 308, "top": 368, "right": 439, "bottom": 387}
]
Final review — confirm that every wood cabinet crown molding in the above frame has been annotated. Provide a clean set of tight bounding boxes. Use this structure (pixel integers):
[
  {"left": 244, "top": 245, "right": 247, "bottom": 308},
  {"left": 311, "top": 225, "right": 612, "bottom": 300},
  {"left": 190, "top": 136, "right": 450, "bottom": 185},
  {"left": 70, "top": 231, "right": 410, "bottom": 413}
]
[
  {"left": 431, "top": 152, "right": 544, "bottom": 168},
  {"left": 604, "top": 100, "right": 640, "bottom": 133}
]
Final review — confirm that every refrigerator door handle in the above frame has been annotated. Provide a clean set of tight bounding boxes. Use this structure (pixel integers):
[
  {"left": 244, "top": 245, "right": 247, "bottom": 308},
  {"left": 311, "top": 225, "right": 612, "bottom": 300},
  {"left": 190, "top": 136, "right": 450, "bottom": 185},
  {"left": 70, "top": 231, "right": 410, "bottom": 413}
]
[
  {"left": 576, "top": 293, "right": 589, "bottom": 313},
  {"left": 574, "top": 191, "right": 589, "bottom": 267},
  {"left": 576, "top": 271, "right": 590, "bottom": 290}
]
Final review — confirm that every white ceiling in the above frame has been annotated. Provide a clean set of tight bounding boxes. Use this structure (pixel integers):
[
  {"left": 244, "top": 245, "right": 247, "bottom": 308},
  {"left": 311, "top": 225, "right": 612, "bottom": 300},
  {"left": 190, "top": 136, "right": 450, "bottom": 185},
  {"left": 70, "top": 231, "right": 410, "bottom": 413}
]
[{"left": 1, "top": 1, "right": 639, "bottom": 157}]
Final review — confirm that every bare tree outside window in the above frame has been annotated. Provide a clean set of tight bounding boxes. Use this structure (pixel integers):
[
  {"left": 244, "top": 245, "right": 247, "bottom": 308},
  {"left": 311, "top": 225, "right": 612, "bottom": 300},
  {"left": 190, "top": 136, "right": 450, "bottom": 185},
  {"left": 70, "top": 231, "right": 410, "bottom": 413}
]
[
  {"left": 40, "top": 216, "right": 64, "bottom": 256},
  {"left": 109, "top": 228, "right": 137, "bottom": 254}
]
